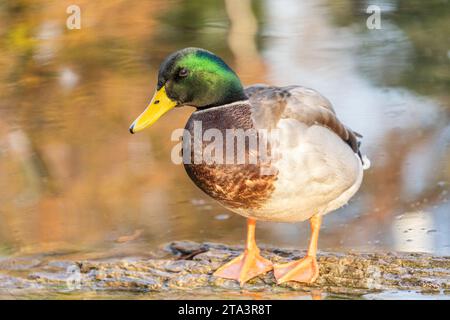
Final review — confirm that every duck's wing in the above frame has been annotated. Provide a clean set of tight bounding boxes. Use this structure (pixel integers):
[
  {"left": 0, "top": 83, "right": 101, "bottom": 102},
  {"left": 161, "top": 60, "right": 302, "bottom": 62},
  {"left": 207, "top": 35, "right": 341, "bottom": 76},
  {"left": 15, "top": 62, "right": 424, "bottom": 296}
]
[{"left": 245, "top": 84, "right": 362, "bottom": 159}]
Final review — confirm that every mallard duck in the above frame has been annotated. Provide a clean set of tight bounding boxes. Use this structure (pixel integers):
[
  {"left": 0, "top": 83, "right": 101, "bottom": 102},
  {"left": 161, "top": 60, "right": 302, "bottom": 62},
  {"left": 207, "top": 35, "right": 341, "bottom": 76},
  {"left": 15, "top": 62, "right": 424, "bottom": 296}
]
[{"left": 129, "top": 48, "right": 370, "bottom": 286}]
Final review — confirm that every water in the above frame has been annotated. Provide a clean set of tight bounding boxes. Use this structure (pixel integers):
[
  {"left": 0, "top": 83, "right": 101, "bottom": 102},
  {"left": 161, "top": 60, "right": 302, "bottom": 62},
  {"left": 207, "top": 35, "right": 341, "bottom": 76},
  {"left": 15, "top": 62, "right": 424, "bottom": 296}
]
[{"left": 0, "top": 0, "right": 449, "bottom": 298}]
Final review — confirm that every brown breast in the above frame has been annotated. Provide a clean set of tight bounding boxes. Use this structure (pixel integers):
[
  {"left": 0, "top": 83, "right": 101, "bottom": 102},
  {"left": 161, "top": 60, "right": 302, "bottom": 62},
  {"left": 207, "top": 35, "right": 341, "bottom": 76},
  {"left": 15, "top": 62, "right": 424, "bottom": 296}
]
[{"left": 183, "top": 102, "right": 277, "bottom": 210}]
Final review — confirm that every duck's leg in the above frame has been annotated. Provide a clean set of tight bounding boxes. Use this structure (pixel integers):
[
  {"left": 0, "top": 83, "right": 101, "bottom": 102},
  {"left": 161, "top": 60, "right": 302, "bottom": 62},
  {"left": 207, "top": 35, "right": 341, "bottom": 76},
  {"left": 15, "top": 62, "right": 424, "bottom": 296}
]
[
  {"left": 213, "top": 218, "right": 273, "bottom": 286},
  {"left": 274, "top": 215, "right": 322, "bottom": 284}
]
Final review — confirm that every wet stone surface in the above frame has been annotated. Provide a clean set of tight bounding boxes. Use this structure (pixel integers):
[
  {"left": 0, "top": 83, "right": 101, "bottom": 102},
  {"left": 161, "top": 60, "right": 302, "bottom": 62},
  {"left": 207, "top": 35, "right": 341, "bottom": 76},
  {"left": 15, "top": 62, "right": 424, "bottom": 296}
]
[{"left": 0, "top": 241, "right": 449, "bottom": 299}]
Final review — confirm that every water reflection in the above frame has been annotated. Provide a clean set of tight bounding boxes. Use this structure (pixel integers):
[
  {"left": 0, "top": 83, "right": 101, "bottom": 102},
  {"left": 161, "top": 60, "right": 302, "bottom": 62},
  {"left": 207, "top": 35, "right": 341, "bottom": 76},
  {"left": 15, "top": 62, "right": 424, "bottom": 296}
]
[{"left": 0, "top": 0, "right": 448, "bottom": 265}]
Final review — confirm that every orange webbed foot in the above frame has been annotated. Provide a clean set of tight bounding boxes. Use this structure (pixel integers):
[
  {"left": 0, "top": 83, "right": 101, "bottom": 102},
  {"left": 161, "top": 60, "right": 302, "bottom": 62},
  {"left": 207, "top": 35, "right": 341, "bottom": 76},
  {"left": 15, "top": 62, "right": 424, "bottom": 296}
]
[
  {"left": 213, "top": 248, "right": 273, "bottom": 286},
  {"left": 274, "top": 256, "right": 319, "bottom": 284}
]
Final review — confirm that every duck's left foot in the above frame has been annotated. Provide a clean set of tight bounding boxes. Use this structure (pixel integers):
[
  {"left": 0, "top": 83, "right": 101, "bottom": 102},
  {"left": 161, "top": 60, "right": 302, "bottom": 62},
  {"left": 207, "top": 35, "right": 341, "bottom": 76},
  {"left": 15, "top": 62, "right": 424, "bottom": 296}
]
[
  {"left": 274, "top": 256, "right": 319, "bottom": 284},
  {"left": 213, "top": 248, "right": 273, "bottom": 286}
]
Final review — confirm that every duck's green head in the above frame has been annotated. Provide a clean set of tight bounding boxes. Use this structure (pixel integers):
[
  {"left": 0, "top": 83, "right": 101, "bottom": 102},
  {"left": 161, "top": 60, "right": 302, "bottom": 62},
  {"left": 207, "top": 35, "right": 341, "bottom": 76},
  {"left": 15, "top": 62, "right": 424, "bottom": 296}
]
[{"left": 129, "top": 47, "right": 246, "bottom": 133}]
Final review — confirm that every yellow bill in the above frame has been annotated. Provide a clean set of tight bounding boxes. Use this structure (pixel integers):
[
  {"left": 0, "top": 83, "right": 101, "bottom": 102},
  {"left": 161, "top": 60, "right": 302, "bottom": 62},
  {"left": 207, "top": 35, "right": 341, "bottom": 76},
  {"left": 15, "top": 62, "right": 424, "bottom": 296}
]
[{"left": 129, "top": 86, "right": 177, "bottom": 134}]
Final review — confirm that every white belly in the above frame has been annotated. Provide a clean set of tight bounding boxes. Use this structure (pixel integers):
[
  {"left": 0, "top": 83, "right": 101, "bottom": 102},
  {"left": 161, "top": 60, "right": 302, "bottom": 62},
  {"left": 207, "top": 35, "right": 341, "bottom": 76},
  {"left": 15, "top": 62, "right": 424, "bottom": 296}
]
[{"left": 234, "top": 119, "right": 363, "bottom": 222}]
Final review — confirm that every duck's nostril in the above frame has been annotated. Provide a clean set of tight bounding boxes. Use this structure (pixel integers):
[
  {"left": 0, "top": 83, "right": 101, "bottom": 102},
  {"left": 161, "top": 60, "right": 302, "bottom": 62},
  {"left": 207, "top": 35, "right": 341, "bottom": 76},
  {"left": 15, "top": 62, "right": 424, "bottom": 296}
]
[{"left": 154, "top": 100, "right": 160, "bottom": 104}]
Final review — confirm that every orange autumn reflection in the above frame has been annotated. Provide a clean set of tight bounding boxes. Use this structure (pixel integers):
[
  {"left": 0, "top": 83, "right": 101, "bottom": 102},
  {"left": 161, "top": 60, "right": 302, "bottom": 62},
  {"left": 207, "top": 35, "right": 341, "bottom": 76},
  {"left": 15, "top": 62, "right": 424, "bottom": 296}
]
[{"left": 0, "top": 0, "right": 449, "bottom": 259}]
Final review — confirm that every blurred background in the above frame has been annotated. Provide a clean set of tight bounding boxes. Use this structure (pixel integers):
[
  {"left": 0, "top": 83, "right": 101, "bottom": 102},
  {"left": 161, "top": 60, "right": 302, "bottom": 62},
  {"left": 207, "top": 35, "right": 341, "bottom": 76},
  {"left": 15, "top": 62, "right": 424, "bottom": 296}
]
[{"left": 0, "top": 0, "right": 449, "bottom": 261}]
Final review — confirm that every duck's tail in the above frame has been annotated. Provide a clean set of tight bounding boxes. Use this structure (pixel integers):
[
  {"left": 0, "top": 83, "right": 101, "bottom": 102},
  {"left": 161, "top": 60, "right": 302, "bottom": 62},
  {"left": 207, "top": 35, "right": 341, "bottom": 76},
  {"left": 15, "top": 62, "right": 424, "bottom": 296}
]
[
  {"left": 356, "top": 140, "right": 371, "bottom": 170},
  {"left": 361, "top": 154, "right": 371, "bottom": 170}
]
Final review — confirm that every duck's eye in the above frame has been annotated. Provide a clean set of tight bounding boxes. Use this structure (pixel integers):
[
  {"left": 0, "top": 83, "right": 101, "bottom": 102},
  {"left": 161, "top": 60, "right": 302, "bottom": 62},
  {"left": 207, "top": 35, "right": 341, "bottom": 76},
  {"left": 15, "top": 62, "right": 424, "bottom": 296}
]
[{"left": 178, "top": 68, "right": 189, "bottom": 78}]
